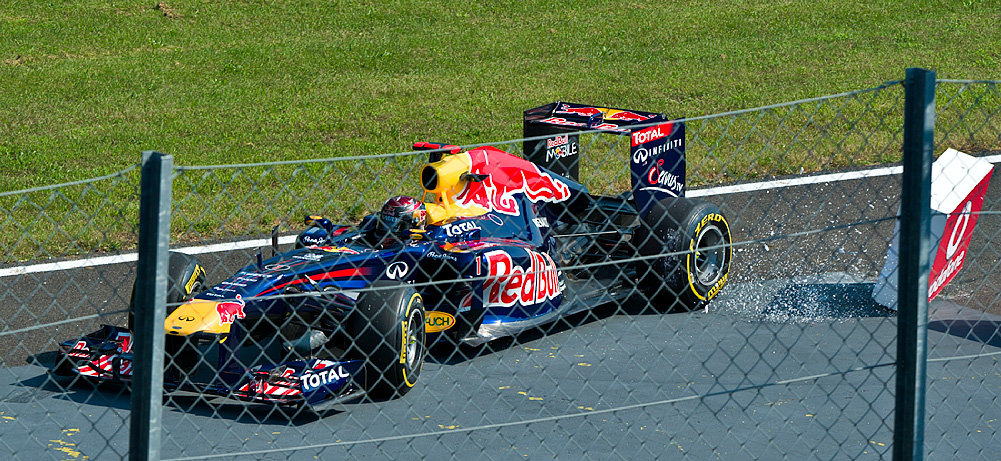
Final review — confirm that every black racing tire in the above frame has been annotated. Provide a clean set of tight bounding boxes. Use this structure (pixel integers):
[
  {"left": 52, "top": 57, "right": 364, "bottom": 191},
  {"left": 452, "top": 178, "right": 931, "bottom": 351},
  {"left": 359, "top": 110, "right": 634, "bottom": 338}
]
[
  {"left": 349, "top": 282, "right": 426, "bottom": 400},
  {"left": 634, "top": 197, "right": 732, "bottom": 311},
  {"left": 128, "top": 251, "right": 206, "bottom": 331}
]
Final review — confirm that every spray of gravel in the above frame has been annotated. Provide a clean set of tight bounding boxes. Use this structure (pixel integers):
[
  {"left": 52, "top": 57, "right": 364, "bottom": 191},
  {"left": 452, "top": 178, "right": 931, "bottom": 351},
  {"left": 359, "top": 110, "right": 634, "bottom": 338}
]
[{"left": 711, "top": 272, "right": 894, "bottom": 324}]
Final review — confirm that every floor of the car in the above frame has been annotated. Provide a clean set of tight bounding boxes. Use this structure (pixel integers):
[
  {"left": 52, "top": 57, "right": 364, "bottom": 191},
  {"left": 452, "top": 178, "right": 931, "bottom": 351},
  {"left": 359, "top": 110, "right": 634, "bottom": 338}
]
[{"left": 466, "top": 272, "right": 631, "bottom": 345}]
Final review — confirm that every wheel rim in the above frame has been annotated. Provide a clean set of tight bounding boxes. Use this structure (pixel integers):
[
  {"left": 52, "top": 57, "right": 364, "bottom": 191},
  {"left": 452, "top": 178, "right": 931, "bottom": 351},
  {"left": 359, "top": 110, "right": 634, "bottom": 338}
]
[
  {"left": 694, "top": 224, "right": 727, "bottom": 287},
  {"left": 404, "top": 308, "right": 425, "bottom": 371}
]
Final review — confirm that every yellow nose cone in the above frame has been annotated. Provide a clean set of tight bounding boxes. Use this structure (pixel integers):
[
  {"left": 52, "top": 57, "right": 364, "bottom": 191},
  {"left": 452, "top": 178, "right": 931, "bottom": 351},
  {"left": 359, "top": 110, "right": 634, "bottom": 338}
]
[{"left": 164, "top": 299, "right": 239, "bottom": 336}]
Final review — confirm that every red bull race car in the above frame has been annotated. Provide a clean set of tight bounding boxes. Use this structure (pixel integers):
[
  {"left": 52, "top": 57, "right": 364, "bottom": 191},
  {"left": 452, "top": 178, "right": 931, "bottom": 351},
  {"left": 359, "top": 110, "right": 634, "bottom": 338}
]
[{"left": 47, "top": 103, "right": 733, "bottom": 411}]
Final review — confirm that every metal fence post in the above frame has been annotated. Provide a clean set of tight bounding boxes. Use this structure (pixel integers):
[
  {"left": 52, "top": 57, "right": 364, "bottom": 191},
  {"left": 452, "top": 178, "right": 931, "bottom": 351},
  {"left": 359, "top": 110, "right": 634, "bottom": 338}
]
[
  {"left": 129, "top": 151, "right": 173, "bottom": 461},
  {"left": 893, "top": 68, "right": 935, "bottom": 461}
]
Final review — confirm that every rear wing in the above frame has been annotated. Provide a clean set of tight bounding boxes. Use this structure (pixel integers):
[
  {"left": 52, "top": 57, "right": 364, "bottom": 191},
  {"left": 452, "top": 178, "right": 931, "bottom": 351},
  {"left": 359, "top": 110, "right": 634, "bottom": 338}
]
[{"left": 523, "top": 102, "right": 686, "bottom": 216}]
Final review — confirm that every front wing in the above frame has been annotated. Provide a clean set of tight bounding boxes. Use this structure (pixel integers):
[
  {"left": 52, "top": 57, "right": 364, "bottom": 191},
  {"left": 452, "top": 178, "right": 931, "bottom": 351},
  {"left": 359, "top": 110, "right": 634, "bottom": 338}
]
[{"left": 50, "top": 325, "right": 366, "bottom": 409}]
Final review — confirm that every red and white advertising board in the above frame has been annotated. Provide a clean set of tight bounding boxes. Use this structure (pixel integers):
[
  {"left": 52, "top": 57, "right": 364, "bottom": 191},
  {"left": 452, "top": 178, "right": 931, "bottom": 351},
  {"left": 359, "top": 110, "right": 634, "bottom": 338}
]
[{"left": 872, "top": 148, "right": 993, "bottom": 310}]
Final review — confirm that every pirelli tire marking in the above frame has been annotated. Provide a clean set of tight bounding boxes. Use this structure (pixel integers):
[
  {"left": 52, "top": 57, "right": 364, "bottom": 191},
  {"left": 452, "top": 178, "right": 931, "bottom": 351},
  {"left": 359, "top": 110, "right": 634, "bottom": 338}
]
[
  {"left": 400, "top": 293, "right": 423, "bottom": 388},
  {"left": 686, "top": 212, "right": 732, "bottom": 302},
  {"left": 184, "top": 264, "right": 206, "bottom": 295}
]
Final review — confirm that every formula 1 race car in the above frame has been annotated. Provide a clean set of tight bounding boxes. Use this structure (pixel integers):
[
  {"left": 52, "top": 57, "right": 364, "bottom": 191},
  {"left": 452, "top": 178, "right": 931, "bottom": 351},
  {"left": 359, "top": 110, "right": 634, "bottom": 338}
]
[{"left": 47, "top": 103, "right": 733, "bottom": 411}]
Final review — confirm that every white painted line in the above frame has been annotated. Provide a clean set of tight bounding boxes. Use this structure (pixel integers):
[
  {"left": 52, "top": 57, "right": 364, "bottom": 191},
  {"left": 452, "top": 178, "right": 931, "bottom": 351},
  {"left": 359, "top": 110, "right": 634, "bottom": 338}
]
[
  {"left": 177, "top": 235, "right": 298, "bottom": 256},
  {"left": 0, "top": 235, "right": 298, "bottom": 278},
  {"left": 688, "top": 154, "right": 1000, "bottom": 197},
  {"left": 0, "top": 253, "right": 139, "bottom": 278},
  {"left": 692, "top": 155, "right": 996, "bottom": 197},
  {"left": 2, "top": 155, "right": 998, "bottom": 278},
  {"left": 687, "top": 166, "right": 903, "bottom": 197}
]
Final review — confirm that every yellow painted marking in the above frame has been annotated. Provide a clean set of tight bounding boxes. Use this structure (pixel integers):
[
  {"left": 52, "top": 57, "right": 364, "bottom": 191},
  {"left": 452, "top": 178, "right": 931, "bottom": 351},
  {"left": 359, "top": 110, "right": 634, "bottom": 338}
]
[
  {"left": 524, "top": 347, "right": 541, "bottom": 351},
  {"left": 438, "top": 424, "right": 460, "bottom": 430},
  {"left": 528, "top": 397, "right": 543, "bottom": 401},
  {"left": 48, "top": 440, "right": 86, "bottom": 459},
  {"left": 577, "top": 363, "right": 592, "bottom": 367},
  {"left": 517, "top": 391, "right": 527, "bottom": 395},
  {"left": 498, "top": 386, "right": 510, "bottom": 390},
  {"left": 577, "top": 406, "right": 594, "bottom": 411}
]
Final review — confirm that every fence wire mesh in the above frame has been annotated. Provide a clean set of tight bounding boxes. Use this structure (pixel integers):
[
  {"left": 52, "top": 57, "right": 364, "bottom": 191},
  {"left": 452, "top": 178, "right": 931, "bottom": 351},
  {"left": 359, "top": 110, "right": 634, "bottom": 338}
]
[
  {"left": 1, "top": 78, "right": 998, "bottom": 460},
  {"left": 0, "top": 168, "right": 139, "bottom": 459},
  {"left": 924, "top": 80, "right": 1001, "bottom": 459}
]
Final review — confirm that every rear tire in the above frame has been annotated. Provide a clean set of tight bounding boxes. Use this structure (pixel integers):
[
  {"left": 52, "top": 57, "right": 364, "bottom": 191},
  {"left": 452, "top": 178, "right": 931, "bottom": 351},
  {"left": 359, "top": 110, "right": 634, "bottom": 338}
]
[
  {"left": 349, "top": 282, "right": 426, "bottom": 399},
  {"left": 634, "top": 197, "right": 732, "bottom": 311}
]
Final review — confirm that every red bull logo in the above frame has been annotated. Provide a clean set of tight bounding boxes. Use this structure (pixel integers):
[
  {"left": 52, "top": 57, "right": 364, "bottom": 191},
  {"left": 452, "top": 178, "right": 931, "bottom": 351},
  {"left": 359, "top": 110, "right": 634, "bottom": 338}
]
[
  {"left": 452, "top": 148, "right": 571, "bottom": 216},
  {"left": 545, "top": 135, "right": 578, "bottom": 162},
  {"left": 216, "top": 294, "right": 247, "bottom": 325},
  {"left": 539, "top": 117, "right": 586, "bottom": 129},
  {"left": 484, "top": 249, "right": 563, "bottom": 307}
]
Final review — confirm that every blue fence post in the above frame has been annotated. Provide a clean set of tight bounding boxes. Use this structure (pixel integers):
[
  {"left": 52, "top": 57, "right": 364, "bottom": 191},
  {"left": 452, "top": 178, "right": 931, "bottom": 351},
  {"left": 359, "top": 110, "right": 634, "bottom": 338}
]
[
  {"left": 892, "top": 68, "right": 935, "bottom": 461},
  {"left": 129, "top": 151, "right": 172, "bottom": 461}
]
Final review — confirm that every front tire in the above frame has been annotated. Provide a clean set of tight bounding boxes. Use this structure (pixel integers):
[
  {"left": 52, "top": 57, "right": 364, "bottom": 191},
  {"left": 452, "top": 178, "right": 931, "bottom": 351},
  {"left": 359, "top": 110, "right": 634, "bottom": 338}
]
[
  {"left": 127, "top": 251, "right": 206, "bottom": 331},
  {"left": 349, "top": 282, "right": 426, "bottom": 399},
  {"left": 127, "top": 251, "right": 207, "bottom": 382},
  {"left": 634, "top": 197, "right": 732, "bottom": 311}
]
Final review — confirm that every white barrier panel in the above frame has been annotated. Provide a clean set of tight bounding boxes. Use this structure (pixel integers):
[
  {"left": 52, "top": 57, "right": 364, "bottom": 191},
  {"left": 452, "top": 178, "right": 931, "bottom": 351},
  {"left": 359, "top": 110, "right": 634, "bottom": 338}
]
[{"left": 872, "top": 149, "right": 994, "bottom": 310}]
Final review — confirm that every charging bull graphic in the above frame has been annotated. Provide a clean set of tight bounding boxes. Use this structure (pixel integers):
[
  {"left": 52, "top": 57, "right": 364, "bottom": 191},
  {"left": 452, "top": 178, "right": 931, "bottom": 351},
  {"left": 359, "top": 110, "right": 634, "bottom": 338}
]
[
  {"left": 556, "top": 104, "right": 603, "bottom": 117},
  {"left": 216, "top": 294, "right": 247, "bottom": 325},
  {"left": 554, "top": 104, "right": 658, "bottom": 122},
  {"left": 452, "top": 147, "right": 572, "bottom": 216}
]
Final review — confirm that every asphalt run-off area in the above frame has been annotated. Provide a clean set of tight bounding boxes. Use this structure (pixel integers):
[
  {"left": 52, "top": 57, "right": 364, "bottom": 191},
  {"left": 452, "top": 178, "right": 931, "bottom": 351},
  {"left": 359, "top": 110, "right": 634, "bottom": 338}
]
[{"left": 1, "top": 155, "right": 999, "bottom": 459}]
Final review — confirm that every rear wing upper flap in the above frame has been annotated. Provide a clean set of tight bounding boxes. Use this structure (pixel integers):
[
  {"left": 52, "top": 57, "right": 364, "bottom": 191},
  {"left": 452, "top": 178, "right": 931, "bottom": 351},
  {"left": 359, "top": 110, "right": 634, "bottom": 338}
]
[{"left": 523, "top": 102, "right": 686, "bottom": 217}]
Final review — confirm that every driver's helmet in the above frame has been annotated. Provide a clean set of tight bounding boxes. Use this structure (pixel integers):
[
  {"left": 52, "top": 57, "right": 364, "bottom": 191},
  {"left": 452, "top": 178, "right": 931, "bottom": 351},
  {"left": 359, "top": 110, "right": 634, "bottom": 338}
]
[{"left": 373, "top": 196, "right": 427, "bottom": 240}]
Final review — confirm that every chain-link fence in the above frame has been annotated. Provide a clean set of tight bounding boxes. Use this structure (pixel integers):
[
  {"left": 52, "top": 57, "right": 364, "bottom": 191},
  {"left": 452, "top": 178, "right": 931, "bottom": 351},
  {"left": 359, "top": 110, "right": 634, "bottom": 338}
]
[{"left": 1, "top": 70, "right": 998, "bottom": 460}]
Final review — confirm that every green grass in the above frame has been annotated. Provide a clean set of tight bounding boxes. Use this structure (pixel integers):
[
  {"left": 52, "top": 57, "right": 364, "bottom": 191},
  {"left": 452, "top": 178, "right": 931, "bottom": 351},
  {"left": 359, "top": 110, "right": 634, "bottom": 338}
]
[{"left": 1, "top": 0, "right": 1000, "bottom": 261}]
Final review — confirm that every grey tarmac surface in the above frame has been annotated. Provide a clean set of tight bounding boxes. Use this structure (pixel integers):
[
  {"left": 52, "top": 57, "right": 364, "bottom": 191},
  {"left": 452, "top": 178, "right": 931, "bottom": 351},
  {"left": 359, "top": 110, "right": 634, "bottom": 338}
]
[{"left": 0, "top": 161, "right": 999, "bottom": 459}]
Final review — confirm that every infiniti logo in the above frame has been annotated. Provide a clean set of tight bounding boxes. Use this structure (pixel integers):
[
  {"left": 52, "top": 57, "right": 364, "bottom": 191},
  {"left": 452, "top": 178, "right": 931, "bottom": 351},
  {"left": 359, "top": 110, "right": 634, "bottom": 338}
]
[{"left": 386, "top": 262, "right": 409, "bottom": 280}]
